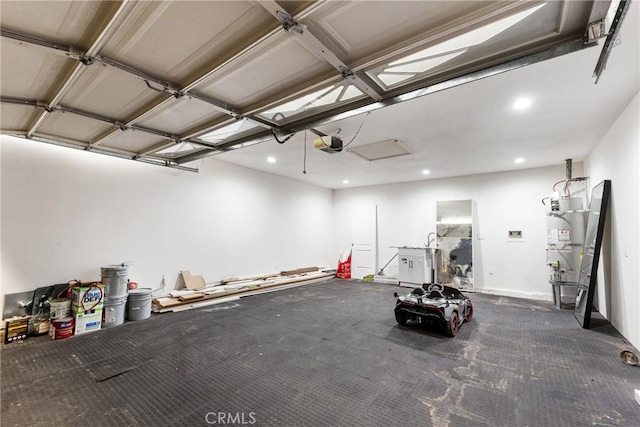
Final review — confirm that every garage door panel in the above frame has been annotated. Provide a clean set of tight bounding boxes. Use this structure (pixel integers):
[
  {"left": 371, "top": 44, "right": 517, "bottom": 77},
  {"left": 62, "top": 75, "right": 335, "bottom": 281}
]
[
  {"left": 135, "top": 98, "right": 224, "bottom": 136},
  {"left": 0, "top": 1, "right": 120, "bottom": 49},
  {"left": 59, "top": 65, "right": 164, "bottom": 122},
  {"left": 99, "top": 1, "right": 276, "bottom": 85},
  {"left": 0, "top": 40, "right": 72, "bottom": 100},
  {"left": 36, "top": 112, "right": 113, "bottom": 143},
  {"left": 0, "top": 104, "right": 40, "bottom": 132},
  {"left": 194, "top": 35, "right": 334, "bottom": 110},
  {"left": 98, "top": 129, "right": 166, "bottom": 154}
]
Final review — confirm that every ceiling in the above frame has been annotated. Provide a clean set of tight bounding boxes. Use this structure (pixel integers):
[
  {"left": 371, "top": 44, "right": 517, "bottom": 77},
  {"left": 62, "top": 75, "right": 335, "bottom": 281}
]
[{"left": 1, "top": 1, "right": 638, "bottom": 189}]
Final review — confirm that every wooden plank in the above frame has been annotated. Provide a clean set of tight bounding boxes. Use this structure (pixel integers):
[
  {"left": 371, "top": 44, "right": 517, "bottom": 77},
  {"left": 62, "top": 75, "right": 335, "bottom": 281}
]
[
  {"left": 178, "top": 293, "right": 206, "bottom": 302},
  {"left": 220, "top": 278, "right": 277, "bottom": 291},
  {"left": 170, "top": 285, "right": 219, "bottom": 297},
  {"left": 280, "top": 266, "right": 319, "bottom": 276},
  {"left": 156, "top": 274, "right": 334, "bottom": 313},
  {"left": 152, "top": 272, "right": 334, "bottom": 310},
  {"left": 220, "top": 272, "right": 280, "bottom": 284},
  {"left": 170, "top": 290, "right": 199, "bottom": 297},
  {"left": 153, "top": 296, "right": 184, "bottom": 309}
]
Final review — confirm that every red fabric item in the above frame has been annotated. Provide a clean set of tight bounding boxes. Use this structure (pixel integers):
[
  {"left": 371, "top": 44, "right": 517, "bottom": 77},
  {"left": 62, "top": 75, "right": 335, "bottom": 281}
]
[{"left": 337, "top": 251, "right": 351, "bottom": 279}]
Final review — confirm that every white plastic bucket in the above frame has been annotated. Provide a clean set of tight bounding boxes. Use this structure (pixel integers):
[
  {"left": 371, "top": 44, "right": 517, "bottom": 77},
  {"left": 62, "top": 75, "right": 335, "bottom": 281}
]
[
  {"left": 49, "top": 298, "right": 71, "bottom": 319},
  {"left": 127, "top": 288, "right": 153, "bottom": 321},
  {"left": 101, "top": 265, "right": 128, "bottom": 297},
  {"left": 102, "top": 294, "right": 127, "bottom": 328}
]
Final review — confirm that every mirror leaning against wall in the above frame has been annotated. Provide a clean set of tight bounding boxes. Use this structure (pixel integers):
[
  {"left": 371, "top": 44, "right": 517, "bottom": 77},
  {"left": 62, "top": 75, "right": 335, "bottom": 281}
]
[{"left": 574, "top": 180, "right": 611, "bottom": 328}]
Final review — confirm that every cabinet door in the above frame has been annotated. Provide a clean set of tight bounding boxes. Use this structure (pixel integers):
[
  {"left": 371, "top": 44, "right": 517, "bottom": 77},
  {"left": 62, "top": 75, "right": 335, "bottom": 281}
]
[
  {"left": 398, "top": 255, "right": 411, "bottom": 283},
  {"left": 410, "top": 255, "right": 427, "bottom": 284}
]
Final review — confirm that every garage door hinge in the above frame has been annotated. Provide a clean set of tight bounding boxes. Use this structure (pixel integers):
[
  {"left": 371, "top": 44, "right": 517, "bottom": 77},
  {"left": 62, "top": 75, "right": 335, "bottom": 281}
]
[
  {"left": 78, "top": 55, "right": 95, "bottom": 66},
  {"left": 276, "top": 11, "right": 304, "bottom": 34},
  {"left": 340, "top": 66, "right": 355, "bottom": 79}
]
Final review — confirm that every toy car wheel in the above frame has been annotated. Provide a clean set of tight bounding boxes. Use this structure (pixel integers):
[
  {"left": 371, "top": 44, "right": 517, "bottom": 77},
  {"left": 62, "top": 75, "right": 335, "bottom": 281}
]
[
  {"left": 395, "top": 310, "right": 407, "bottom": 326},
  {"left": 464, "top": 301, "right": 474, "bottom": 323},
  {"left": 446, "top": 311, "right": 460, "bottom": 337},
  {"left": 420, "top": 316, "right": 430, "bottom": 330}
]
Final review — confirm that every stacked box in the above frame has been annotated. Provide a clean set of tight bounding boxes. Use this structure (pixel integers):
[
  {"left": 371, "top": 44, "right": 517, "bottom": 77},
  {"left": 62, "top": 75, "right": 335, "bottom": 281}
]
[
  {"left": 70, "top": 284, "right": 104, "bottom": 312},
  {"left": 73, "top": 310, "right": 102, "bottom": 335},
  {"left": 71, "top": 284, "right": 104, "bottom": 335}
]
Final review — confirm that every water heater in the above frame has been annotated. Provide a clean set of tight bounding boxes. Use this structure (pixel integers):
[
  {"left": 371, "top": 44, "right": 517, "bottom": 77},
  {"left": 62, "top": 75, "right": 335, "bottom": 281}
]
[{"left": 545, "top": 194, "right": 586, "bottom": 282}]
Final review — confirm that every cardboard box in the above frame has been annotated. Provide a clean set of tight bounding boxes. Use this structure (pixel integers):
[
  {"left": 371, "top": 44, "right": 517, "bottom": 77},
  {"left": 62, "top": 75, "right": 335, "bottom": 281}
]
[
  {"left": 70, "top": 284, "right": 104, "bottom": 311},
  {"left": 74, "top": 310, "right": 102, "bottom": 335}
]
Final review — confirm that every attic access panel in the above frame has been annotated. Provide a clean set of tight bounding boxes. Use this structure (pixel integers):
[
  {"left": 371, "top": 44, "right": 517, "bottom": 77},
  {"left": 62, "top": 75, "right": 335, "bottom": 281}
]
[{"left": 347, "top": 139, "right": 412, "bottom": 161}]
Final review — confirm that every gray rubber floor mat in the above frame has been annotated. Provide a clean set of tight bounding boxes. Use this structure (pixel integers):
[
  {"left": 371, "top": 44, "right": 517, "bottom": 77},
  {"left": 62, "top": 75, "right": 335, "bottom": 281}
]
[{"left": 2, "top": 279, "right": 639, "bottom": 426}]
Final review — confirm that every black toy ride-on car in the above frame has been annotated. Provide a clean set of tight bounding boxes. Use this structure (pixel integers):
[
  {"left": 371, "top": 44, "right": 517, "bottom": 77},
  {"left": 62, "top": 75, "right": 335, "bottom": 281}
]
[{"left": 393, "top": 283, "right": 473, "bottom": 337}]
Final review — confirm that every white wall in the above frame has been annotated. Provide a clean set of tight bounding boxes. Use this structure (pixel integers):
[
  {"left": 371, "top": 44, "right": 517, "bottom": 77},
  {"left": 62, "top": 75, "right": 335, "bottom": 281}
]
[
  {"left": 0, "top": 136, "right": 334, "bottom": 311},
  {"left": 3, "top": 89, "right": 637, "bottom": 350},
  {"left": 333, "top": 164, "right": 586, "bottom": 301},
  {"left": 584, "top": 91, "right": 640, "bottom": 350}
]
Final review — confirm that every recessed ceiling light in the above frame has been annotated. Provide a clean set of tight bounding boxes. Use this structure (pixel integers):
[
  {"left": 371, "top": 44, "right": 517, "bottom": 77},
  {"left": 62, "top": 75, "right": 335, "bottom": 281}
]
[
  {"left": 267, "top": 156, "right": 276, "bottom": 163},
  {"left": 514, "top": 157, "right": 525, "bottom": 164},
  {"left": 343, "top": 180, "right": 349, "bottom": 184},
  {"left": 422, "top": 169, "right": 430, "bottom": 175},
  {"left": 513, "top": 98, "right": 532, "bottom": 110}
]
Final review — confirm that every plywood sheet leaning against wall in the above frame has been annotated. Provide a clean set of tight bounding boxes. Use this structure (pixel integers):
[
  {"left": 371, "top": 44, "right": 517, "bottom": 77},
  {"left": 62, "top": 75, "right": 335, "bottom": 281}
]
[
  {"left": 153, "top": 267, "right": 335, "bottom": 313},
  {"left": 181, "top": 270, "right": 206, "bottom": 290}
]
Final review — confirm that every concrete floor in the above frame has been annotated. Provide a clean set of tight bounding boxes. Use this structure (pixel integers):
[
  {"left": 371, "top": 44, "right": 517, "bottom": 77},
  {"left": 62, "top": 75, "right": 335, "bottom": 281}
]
[{"left": 2, "top": 279, "right": 639, "bottom": 426}]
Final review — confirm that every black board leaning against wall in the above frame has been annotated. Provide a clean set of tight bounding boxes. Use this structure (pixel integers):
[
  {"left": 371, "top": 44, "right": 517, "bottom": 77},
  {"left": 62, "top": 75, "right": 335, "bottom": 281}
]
[{"left": 574, "top": 180, "right": 611, "bottom": 328}]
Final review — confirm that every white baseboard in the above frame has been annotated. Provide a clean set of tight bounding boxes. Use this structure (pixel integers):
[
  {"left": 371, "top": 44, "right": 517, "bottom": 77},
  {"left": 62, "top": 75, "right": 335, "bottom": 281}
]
[
  {"left": 373, "top": 275, "right": 400, "bottom": 285},
  {"left": 475, "top": 287, "right": 553, "bottom": 302}
]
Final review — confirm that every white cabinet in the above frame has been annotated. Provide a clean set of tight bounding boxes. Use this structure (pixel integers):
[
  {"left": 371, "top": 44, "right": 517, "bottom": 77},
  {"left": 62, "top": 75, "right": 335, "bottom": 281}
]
[{"left": 398, "top": 247, "right": 435, "bottom": 286}]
